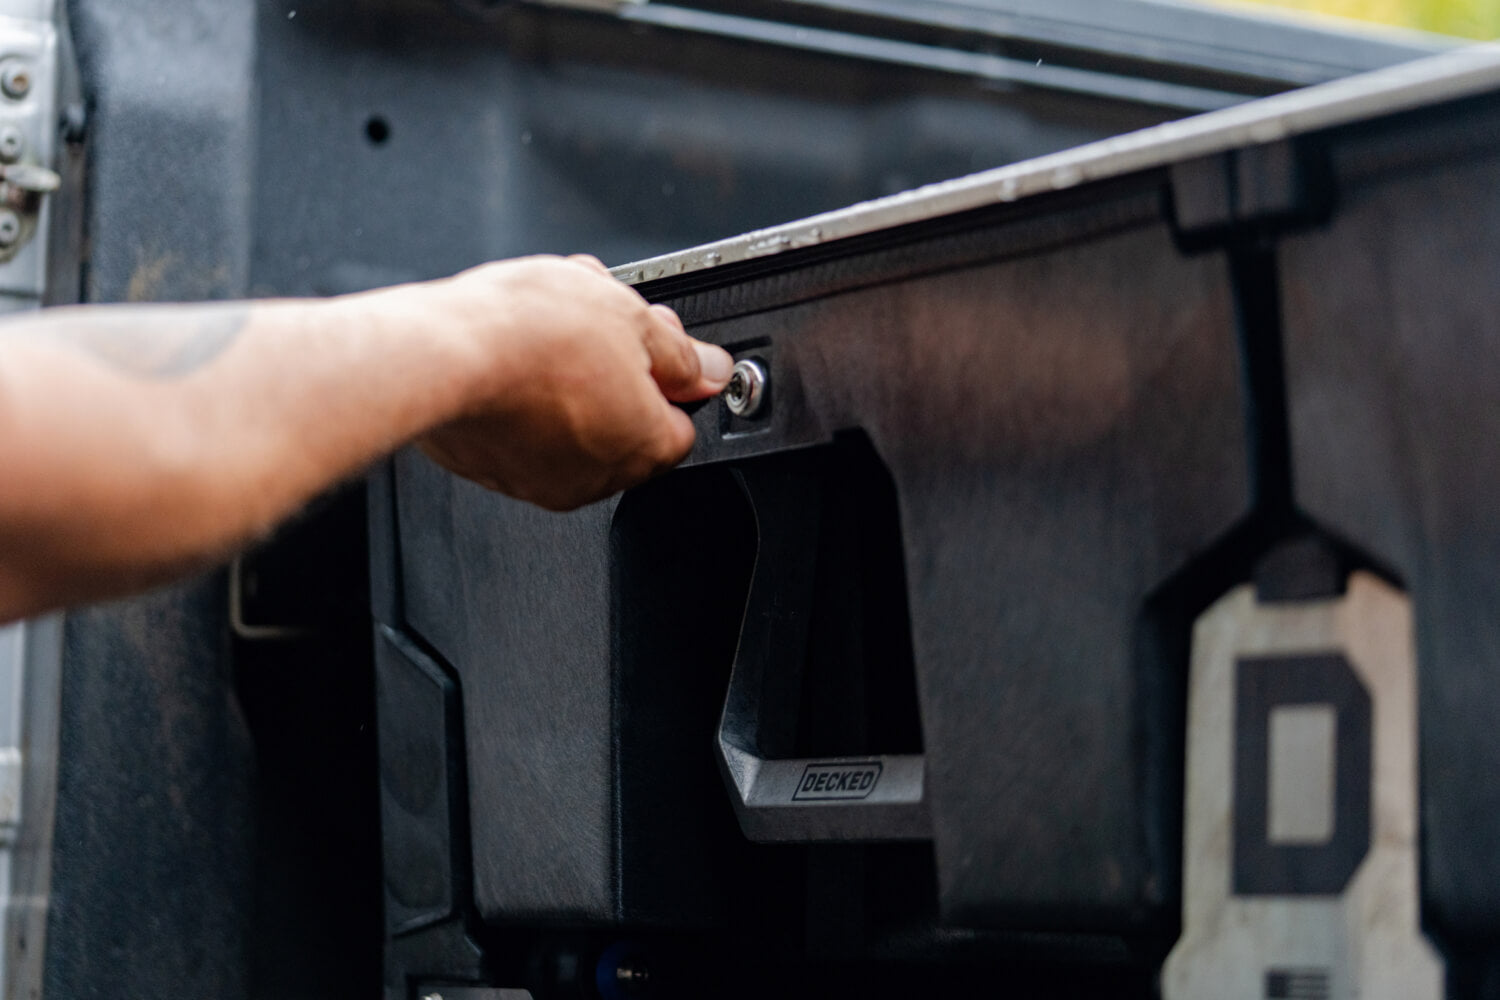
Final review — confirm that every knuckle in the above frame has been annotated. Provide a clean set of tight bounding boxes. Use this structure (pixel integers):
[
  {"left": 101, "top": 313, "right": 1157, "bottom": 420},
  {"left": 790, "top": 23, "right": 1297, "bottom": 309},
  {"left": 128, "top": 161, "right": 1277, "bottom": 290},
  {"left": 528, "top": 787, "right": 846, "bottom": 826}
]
[
  {"left": 675, "top": 337, "right": 699, "bottom": 381},
  {"left": 654, "top": 423, "right": 694, "bottom": 467},
  {"left": 642, "top": 431, "right": 673, "bottom": 467}
]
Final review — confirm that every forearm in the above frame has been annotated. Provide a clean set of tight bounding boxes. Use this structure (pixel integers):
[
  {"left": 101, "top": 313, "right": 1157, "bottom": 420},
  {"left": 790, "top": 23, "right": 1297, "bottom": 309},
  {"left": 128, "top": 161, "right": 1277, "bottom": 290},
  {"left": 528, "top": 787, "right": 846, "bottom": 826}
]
[
  {"left": 0, "top": 285, "right": 476, "bottom": 620},
  {"left": 0, "top": 254, "right": 726, "bottom": 623}
]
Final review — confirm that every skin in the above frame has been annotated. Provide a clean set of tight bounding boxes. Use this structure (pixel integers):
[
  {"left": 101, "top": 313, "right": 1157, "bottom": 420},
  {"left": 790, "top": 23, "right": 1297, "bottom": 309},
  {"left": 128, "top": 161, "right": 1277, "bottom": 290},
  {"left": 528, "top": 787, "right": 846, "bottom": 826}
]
[{"left": 0, "top": 253, "right": 731, "bottom": 623}]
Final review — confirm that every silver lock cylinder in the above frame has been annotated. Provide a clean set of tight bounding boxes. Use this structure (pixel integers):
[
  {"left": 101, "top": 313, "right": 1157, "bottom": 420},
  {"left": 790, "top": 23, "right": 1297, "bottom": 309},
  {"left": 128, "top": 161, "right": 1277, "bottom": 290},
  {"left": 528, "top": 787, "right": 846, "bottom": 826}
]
[{"left": 723, "top": 357, "right": 767, "bottom": 418}]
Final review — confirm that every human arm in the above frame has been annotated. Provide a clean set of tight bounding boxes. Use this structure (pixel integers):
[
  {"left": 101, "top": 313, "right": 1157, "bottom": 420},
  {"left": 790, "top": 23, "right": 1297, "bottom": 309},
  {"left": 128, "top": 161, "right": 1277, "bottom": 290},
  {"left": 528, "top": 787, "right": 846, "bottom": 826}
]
[{"left": 0, "top": 254, "right": 729, "bottom": 622}]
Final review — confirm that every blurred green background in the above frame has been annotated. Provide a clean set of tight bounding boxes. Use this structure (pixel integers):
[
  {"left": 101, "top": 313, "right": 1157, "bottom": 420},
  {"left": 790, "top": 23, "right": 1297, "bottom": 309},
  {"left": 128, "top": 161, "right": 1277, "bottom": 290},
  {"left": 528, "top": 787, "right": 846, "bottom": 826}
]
[{"left": 1235, "top": 0, "right": 1500, "bottom": 39}]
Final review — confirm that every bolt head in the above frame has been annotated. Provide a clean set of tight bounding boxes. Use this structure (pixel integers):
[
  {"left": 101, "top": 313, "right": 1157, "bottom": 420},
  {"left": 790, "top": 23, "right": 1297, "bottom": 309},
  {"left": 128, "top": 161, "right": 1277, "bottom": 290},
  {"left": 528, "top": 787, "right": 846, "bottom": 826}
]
[
  {"left": 1, "top": 62, "right": 31, "bottom": 100},
  {"left": 0, "top": 127, "right": 23, "bottom": 162},
  {"left": 0, "top": 209, "right": 23, "bottom": 247}
]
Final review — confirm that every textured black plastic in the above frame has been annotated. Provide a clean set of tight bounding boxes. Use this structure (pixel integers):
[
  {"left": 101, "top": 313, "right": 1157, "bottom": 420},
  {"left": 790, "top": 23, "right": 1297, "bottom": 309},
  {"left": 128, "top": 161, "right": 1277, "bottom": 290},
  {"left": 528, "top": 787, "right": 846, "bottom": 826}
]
[
  {"left": 700, "top": 219, "right": 1242, "bottom": 929},
  {"left": 376, "top": 627, "right": 460, "bottom": 934},
  {"left": 390, "top": 176, "right": 1249, "bottom": 938},
  {"left": 1275, "top": 95, "right": 1500, "bottom": 974},
  {"left": 47, "top": 3, "right": 261, "bottom": 998},
  {"left": 47, "top": 583, "right": 255, "bottom": 1000}
]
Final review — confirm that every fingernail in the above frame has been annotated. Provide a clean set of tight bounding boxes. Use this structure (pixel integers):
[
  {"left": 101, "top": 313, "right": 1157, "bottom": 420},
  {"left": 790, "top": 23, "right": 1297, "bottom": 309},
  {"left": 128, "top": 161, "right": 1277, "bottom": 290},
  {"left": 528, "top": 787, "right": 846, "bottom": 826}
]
[{"left": 694, "top": 341, "right": 734, "bottom": 386}]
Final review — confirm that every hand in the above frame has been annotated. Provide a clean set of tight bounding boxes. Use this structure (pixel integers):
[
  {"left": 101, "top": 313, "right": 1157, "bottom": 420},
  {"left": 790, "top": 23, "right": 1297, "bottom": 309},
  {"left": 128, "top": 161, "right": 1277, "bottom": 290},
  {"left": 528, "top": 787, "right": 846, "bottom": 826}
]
[{"left": 415, "top": 254, "right": 732, "bottom": 511}]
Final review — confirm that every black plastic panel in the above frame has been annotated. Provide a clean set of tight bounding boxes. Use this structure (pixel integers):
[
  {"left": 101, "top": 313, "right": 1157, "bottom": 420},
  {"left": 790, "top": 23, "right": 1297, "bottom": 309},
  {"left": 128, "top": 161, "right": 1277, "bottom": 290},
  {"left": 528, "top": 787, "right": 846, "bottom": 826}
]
[
  {"left": 251, "top": 1, "right": 1193, "bottom": 296},
  {"left": 391, "top": 181, "right": 1248, "bottom": 939},
  {"left": 377, "top": 626, "right": 462, "bottom": 934},
  {"left": 50, "top": 2, "right": 261, "bottom": 997},
  {"left": 396, "top": 468, "right": 621, "bottom": 922},
  {"left": 679, "top": 201, "right": 1247, "bottom": 928},
  {"left": 48, "top": 582, "right": 255, "bottom": 1000},
  {"left": 1276, "top": 95, "right": 1500, "bottom": 968}
]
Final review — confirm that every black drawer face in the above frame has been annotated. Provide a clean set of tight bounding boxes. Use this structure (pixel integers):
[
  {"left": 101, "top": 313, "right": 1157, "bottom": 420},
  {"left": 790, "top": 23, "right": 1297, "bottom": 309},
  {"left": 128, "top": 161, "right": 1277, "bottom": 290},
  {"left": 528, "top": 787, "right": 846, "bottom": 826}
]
[
  {"left": 368, "top": 38, "right": 1500, "bottom": 1000},
  {"left": 387, "top": 184, "right": 1248, "bottom": 938}
]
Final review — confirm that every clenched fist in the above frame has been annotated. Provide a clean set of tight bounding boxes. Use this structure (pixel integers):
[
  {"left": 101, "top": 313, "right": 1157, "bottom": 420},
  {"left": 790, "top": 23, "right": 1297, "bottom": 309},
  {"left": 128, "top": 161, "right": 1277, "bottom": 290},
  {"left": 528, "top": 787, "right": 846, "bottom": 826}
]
[{"left": 413, "top": 254, "right": 731, "bottom": 510}]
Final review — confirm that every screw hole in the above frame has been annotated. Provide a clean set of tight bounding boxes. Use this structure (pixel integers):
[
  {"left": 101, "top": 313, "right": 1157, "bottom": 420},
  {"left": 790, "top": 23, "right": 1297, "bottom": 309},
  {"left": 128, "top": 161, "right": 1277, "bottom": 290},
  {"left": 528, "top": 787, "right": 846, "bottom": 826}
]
[{"left": 364, "top": 116, "right": 390, "bottom": 146}]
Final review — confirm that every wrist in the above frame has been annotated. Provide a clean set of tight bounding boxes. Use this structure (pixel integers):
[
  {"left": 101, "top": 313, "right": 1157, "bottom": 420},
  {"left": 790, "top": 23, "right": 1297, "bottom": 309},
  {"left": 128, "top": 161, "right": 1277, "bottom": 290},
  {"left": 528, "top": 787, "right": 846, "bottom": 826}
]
[{"left": 326, "top": 278, "right": 498, "bottom": 432}]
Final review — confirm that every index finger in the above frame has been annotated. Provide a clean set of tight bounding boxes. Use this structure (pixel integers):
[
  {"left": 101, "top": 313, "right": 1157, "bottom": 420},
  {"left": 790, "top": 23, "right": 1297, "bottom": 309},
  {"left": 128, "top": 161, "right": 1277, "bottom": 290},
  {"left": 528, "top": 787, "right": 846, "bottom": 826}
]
[
  {"left": 641, "top": 304, "right": 733, "bottom": 402},
  {"left": 568, "top": 253, "right": 612, "bottom": 277}
]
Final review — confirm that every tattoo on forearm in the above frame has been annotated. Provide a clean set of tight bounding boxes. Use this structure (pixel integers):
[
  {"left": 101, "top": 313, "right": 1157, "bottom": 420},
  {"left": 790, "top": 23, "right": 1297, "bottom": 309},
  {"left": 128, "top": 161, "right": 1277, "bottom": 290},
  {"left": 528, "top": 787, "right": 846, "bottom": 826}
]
[{"left": 1, "top": 302, "right": 250, "bottom": 379}]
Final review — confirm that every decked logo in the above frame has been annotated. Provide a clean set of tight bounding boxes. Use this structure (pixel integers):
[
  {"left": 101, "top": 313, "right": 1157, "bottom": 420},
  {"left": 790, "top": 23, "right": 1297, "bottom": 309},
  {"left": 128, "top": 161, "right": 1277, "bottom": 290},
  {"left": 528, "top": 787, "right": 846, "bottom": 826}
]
[
  {"left": 1161, "top": 574, "right": 1442, "bottom": 1000},
  {"left": 792, "top": 761, "right": 883, "bottom": 801}
]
